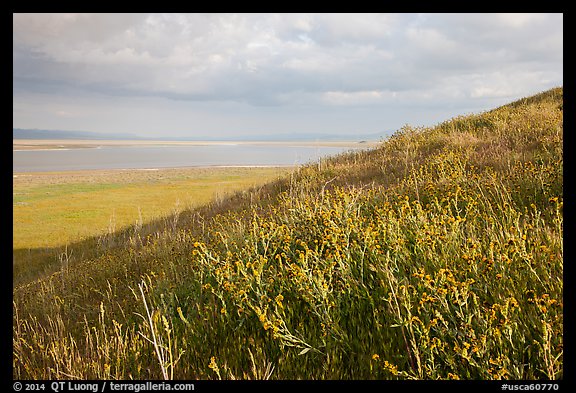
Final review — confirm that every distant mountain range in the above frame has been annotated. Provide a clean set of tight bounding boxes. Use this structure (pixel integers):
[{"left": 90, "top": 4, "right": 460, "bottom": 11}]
[
  {"left": 13, "top": 128, "right": 387, "bottom": 142},
  {"left": 13, "top": 129, "right": 143, "bottom": 140}
]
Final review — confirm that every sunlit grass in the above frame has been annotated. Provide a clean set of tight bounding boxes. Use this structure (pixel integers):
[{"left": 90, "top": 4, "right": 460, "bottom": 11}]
[
  {"left": 13, "top": 167, "right": 290, "bottom": 286},
  {"left": 13, "top": 87, "right": 562, "bottom": 380},
  {"left": 13, "top": 167, "right": 290, "bottom": 250}
]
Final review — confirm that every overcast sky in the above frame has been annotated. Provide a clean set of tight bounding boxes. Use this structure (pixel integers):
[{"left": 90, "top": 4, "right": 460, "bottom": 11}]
[{"left": 13, "top": 13, "right": 563, "bottom": 139}]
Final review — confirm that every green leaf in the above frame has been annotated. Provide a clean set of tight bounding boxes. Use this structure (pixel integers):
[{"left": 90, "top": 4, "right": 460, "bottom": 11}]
[{"left": 298, "top": 347, "right": 312, "bottom": 355}]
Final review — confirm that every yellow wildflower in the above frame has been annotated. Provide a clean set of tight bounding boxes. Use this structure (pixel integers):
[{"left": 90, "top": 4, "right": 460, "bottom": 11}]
[
  {"left": 383, "top": 360, "right": 398, "bottom": 375},
  {"left": 208, "top": 356, "right": 219, "bottom": 373}
]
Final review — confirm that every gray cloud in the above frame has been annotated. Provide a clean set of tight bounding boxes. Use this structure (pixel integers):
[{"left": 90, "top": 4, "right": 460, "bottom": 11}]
[{"left": 13, "top": 13, "right": 563, "bottom": 137}]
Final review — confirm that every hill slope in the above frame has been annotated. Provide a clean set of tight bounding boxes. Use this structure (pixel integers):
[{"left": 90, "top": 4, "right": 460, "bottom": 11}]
[{"left": 13, "top": 87, "right": 563, "bottom": 380}]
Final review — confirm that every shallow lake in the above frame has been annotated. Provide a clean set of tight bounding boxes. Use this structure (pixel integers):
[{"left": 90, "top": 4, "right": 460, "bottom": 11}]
[{"left": 13, "top": 143, "right": 364, "bottom": 172}]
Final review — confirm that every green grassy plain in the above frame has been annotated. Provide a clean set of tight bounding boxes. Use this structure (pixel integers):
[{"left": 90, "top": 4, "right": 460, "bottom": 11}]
[
  {"left": 13, "top": 167, "right": 291, "bottom": 284},
  {"left": 13, "top": 88, "right": 563, "bottom": 380}
]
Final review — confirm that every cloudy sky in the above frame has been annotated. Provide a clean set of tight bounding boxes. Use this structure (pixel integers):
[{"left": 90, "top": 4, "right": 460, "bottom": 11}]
[{"left": 13, "top": 13, "right": 563, "bottom": 139}]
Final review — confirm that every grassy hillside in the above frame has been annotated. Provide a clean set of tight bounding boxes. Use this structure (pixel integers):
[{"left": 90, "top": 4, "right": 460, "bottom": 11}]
[{"left": 13, "top": 87, "right": 563, "bottom": 380}]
